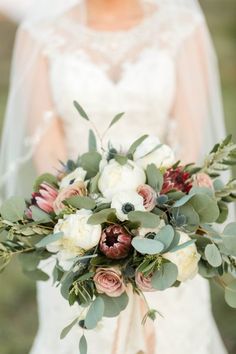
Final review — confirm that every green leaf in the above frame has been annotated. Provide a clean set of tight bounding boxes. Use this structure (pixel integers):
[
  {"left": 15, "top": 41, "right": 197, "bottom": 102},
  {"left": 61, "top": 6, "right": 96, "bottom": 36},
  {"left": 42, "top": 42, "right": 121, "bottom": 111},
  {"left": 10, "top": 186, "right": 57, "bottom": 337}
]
[
  {"left": 225, "top": 280, "right": 236, "bottom": 308},
  {"left": 74, "top": 101, "right": 90, "bottom": 121},
  {"left": 23, "top": 269, "right": 49, "bottom": 281},
  {"left": 79, "top": 335, "right": 88, "bottom": 354},
  {"left": 222, "top": 223, "right": 236, "bottom": 256},
  {"left": 31, "top": 206, "right": 52, "bottom": 222},
  {"left": 146, "top": 164, "right": 163, "bottom": 192},
  {"left": 87, "top": 209, "right": 116, "bottom": 225},
  {"left": 155, "top": 225, "right": 174, "bottom": 252},
  {"left": 85, "top": 297, "right": 105, "bottom": 329},
  {"left": 216, "top": 201, "right": 228, "bottom": 224},
  {"left": 88, "top": 129, "right": 97, "bottom": 152},
  {"left": 190, "top": 194, "right": 219, "bottom": 223},
  {"left": 79, "top": 152, "right": 102, "bottom": 179},
  {"left": 151, "top": 262, "right": 178, "bottom": 291},
  {"left": 101, "top": 292, "right": 129, "bottom": 317},
  {"left": 108, "top": 112, "right": 125, "bottom": 128},
  {"left": 60, "top": 317, "right": 79, "bottom": 340},
  {"left": 170, "top": 239, "right": 196, "bottom": 253},
  {"left": 18, "top": 252, "right": 40, "bottom": 271},
  {"left": 89, "top": 172, "right": 100, "bottom": 194},
  {"left": 132, "top": 237, "right": 164, "bottom": 255},
  {"left": 127, "top": 135, "right": 148, "bottom": 156},
  {"left": 173, "top": 194, "right": 194, "bottom": 207},
  {"left": 0, "top": 196, "right": 26, "bottom": 222},
  {"left": 33, "top": 173, "right": 58, "bottom": 192},
  {"left": 204, "top": 244, "right": 222, "bottom": 267},
  {"left": 35, "top": 232, "right": 64, "bottom": 249},
  {"left": 172, "top": 205, "right": 200, "bottom": 232},
  {"left": 115, "top": 155, "right": 128, "bottom": 165},
  {"left": 66, "top": 196, "right": 96, "bottom": 210},
  {"left": 128, "top": 211, "right": 160, "bottom": 228}
]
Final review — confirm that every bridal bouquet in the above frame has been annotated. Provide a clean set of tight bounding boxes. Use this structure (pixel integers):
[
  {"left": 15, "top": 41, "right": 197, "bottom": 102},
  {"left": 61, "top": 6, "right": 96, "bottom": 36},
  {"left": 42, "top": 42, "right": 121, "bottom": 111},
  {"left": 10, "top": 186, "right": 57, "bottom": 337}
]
[{"left": 1, "top": 102, "right": 236, "bottom": 353}]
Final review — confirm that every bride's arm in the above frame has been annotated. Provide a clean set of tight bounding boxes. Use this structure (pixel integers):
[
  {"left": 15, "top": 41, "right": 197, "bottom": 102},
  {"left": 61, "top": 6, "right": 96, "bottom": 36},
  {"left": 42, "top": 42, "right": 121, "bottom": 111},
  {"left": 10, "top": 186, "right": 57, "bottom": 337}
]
[
  {"left": 17, "top": 27, "right": 67, "bottom": 175},
  {"left": 170, "top": 20, "right": 225, "bottom": 164}
]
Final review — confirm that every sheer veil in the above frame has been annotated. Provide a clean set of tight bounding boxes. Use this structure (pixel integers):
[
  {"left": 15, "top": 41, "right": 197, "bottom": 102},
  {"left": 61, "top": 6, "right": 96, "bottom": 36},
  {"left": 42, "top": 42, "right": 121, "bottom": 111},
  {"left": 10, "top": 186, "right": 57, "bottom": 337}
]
[{"left": 0, "top": 0, "right": 227, "bottom": 201}]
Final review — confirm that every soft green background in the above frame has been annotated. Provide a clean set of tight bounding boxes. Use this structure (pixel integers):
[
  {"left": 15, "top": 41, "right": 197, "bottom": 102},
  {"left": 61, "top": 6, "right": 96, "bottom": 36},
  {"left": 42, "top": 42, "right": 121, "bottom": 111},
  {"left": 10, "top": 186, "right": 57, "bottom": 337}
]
[{"left": 0, "top": 1, "right": 236, "bottom": 353}]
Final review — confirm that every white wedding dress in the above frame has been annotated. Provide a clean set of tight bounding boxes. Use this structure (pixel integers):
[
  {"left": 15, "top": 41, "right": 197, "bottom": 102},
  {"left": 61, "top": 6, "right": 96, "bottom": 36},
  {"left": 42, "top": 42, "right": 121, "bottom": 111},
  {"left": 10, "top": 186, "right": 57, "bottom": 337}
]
[{"left": 0, "top": 1, "right": 228, "bottom": 354}]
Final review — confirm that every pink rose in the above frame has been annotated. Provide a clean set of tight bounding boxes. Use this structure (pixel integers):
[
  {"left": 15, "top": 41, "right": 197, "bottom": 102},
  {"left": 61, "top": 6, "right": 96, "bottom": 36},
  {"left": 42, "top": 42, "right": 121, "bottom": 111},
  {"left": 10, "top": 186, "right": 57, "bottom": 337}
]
[
  {"left": 32, "top": 183, "right": 58, "bottom": 214},
  {"left": 99, "top": 225, "right": 132, "bottom": 259},
  {"left": 193, "top": 173, "right": 213, "bottom": 189},
  {"left": 94, "top": 267, "right": 125, "bottom": 297},
  {"left": 53, "top": 181, "right": 87, "bottom": 214},
  {"left": 135, "top": 272, "right": 155, "bottom": 292},
  {"left": 137, "top": 184, "right": 156, "bottom": 211}
]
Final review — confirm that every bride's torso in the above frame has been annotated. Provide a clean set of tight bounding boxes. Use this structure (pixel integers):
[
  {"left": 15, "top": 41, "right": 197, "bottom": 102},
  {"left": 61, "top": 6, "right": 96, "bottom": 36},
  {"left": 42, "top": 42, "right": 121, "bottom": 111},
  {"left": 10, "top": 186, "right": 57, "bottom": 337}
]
[{"left": 26, "top": 3, "right": 203, "bottom": 158}]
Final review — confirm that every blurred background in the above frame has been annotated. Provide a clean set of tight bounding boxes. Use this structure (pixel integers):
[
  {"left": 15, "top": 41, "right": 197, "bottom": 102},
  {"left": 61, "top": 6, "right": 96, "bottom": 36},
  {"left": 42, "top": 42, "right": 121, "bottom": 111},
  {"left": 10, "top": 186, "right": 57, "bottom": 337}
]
[{"left": 0, "top": 0, "right": 235, "bottom": 353}]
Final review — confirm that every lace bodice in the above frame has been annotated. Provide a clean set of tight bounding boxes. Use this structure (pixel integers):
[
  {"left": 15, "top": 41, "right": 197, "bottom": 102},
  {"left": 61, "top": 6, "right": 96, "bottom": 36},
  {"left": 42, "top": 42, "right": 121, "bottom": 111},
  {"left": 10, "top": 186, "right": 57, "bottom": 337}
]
[{"left": 24, "top": 3, "right": 204, "bottom": 160}]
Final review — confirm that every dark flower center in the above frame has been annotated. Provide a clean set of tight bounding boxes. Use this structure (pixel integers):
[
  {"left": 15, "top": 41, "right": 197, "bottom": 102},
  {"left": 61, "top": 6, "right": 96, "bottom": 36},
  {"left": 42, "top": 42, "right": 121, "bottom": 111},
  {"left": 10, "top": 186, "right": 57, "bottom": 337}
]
[
  {"left": 122, "top": 203, "right": 135, "bottom": 214},
  {"left": 69, "top": 178, "right": 76, "bottom": 185}
]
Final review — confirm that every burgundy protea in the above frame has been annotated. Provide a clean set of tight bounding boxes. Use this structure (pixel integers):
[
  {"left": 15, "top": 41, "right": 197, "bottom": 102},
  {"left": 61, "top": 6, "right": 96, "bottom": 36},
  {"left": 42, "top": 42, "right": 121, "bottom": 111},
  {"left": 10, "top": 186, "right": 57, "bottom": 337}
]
[
  {"left": 161, "top": 167, "right": 192, "bottom": 195},
  {"left": 100, "top": 225, "right": 132, "bottom": 259},
  {"left": 30, "top": 183, "right": 58, "bottom": 213}
]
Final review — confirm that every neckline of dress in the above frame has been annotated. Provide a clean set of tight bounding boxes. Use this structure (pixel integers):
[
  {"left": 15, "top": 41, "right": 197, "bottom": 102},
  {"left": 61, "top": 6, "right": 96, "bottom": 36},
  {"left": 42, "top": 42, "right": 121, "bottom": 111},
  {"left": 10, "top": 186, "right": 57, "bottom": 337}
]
[{"left": 62, "top": 4, "right": 161, "bottom": 39}]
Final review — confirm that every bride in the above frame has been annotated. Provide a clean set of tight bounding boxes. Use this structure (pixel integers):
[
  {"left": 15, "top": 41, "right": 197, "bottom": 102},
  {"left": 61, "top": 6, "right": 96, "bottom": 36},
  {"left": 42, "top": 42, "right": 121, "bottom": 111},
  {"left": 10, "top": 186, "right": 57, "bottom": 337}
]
[{"left": 0, "top": 0, "right": 229, "bottom": 353}]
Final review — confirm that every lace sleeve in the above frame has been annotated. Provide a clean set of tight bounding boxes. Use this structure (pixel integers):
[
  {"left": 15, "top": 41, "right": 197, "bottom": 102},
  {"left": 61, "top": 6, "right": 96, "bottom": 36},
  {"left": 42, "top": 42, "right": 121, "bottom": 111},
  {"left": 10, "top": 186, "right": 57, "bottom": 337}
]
[
  {"left": 169, "top": 19, "right": 226, "bottom": 164},
  {"left": 0, "top": 23, "right": 67, "bottom": 200}
]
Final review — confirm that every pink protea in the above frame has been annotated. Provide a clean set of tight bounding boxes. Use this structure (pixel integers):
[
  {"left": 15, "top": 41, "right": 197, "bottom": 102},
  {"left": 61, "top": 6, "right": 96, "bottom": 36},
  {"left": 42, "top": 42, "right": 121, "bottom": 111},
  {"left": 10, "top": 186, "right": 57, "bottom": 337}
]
[
  {"left": 99, "top": 225, "right": 132, "bottom": 259},
  {"left": 31, "top": 183, "right": 58, "bottom": 213},
  {"left": 137, "top": 184, "right": 156, "bottom": 211},
  {"left": 161, "top": 167, "right": 192, "bottom": 195}
]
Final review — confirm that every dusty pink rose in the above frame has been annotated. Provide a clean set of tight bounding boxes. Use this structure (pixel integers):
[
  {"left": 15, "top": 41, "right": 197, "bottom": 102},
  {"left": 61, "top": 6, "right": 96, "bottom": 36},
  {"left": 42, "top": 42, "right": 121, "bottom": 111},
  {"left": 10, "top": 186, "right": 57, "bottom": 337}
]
[
  {"left": 94, "top": 267, "right": 125, "bottom": 297},
  {"left": 32, "top": 183, "right": 58, "bottom": 213},
  {"left": 99, "top": 224, "right": 132, "bottom": 259},
  {"left": 137, "top": 184, "right": 156, "bottom": 211},
  {"left": 193, "top": 173, "right": 213, "bottom": 189},
  {"left": 135, "top": 272, "right": 156, "bottom": 292},
  {"left": 53, "top": 181, "right": 87, "bottom": 214}
]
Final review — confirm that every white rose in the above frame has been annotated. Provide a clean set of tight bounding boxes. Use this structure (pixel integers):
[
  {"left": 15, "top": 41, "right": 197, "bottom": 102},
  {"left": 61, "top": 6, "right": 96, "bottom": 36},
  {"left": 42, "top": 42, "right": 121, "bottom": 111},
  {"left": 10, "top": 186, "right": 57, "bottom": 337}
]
[
  {"left": 138, "top": 219, "right": 166, "bottom": 237},
  {"left": 111, "top": 190, "right": 145, "bottom": 221},
  {"left": 163, "top": 231, "right": 200, "bottom": 282},
  {"left": 60, "top": 167, "right": 87, "bottom": 189},
  {"left": 98, "top": 159, "right": 146, "bottom": 201},
  {"left": 133, "top": 135, "right": 175, "bottom": 169},
  {"left": 46, "top": 209, "right": 101, "bottom": 269}
]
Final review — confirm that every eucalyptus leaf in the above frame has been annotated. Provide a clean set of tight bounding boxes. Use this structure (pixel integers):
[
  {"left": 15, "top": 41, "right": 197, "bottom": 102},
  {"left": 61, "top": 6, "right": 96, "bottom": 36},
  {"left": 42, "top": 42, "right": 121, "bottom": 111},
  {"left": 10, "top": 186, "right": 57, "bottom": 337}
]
[
  {"left": 132, "top": 237, "right": 164, "bottom": 255},
  {"left": 35, "top": 232, "right": 64, "bottom": 249},
  {"left": 155, "top": 225, "right": 174, "bottom": 252},
  {"left": 151, "top": 262, "right": 178, "bottom": 290},
  {"left": 222, "top": 222, "right": 236, "bottom": 256},
  {"left": 128, "top": 211, "right": 160, "bottom": 228},
  {"left": 60, "top": 317, "right": 79, "bottom": 340},
  {"left": 23, "top": 269, "right": 49, "bottom": 281},
  {"left": 18, "top": 252, "right": 40, "bottom": 271},
  {"left": 85, "top": 297, "right": 105, "bottom": 329},
  {"left": 33, "top": 173, "right": 58, "bottom": 192},
  {"left": 87, "top": 208, "right": 116, "bottom": 225},
  {"left": 146, "top": 164, "right": 163, "bottom": 192},
  {"left": 101, "top": 292, "right": 129, "bottom": 317},
  {"left": 170, "top": 239, "right": 196, "bottom": 253},
  {"left": 0, "top": 196, "right": 26, "bottom": 222},
  {"left": 74, "top": 101, "right": 90, "bottom": 121},
  {"left": 115, "top": 155, "right": 128, "bottom": 165},
  {"left": 66, "top": 196, "right": 96, "bottom": 210},
  {"left": 190, "top": 194, "right": 219, "bottom": 223},
  {"left": 79, "top": 335, "right": 88, "bottom": 354},
  {"left": 108, "top": 112, "right": 125, "bottom": 128},
  {"left": 31, "top": 206, "right": 52, "bottom": 222},
  {"left": 204, "top": 244, "right": 222, "bottom": 267},
  {"left": 79, "top": 152, "right": 102, "bottom": 179},
  {"left": 88, "top": 129, "right": 97, "bottom": 152},
  {"left": 127, "top": 135, "right": 148, "bottom": 156}
]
